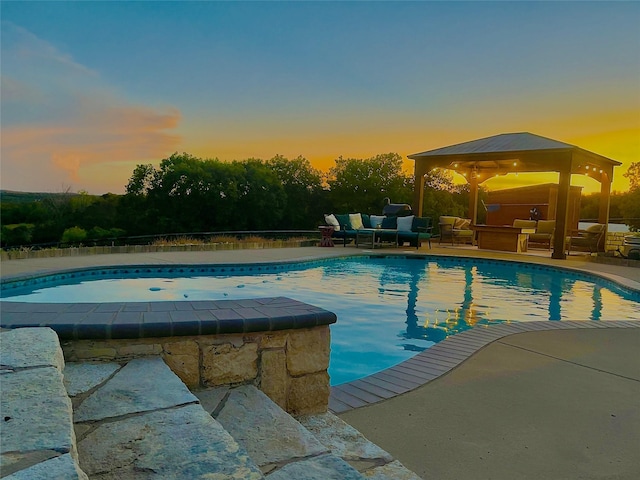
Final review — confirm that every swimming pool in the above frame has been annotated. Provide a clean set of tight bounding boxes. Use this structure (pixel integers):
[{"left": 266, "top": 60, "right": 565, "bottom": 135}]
[{"left": 2, "top": 255, "right": 638, "bottom": 385}]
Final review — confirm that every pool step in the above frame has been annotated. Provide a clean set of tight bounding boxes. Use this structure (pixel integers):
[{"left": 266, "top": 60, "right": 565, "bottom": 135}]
[
  {"left": 66, "top": 357, "right": 263, "bottom": 479},
  {"left": 66, "top": 357, "right": 422, "bottom": 479},
  {"left": 2, "top": 328, "right": 421, "bottom": 479},
  {"left": 197, "top": 384, "right": 422, "bottom": 479},
  {"left": 0, "top": 327, "right": 87, "bottom": 479}
]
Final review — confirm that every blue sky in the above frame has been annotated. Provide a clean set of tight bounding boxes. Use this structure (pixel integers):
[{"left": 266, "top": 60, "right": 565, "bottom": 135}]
[{"left": 2, "top": 1, "right": 639, "bottom": 194}]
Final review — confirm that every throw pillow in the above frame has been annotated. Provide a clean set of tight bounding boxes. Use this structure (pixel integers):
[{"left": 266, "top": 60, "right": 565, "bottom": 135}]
[
  {"left": 349, "top": 213, "right": 364, "bottom": 230},
  {"left": 335, "top": 214, "right": 352, "bottom": 230},
  {"left": 381, "top": 216, "right": 397, "bottom": 229},
  {"left": 361, "top": 214, "right": 372, "bottom": 229},
  {"left": 454, "top": 218, "right": 471, "bottom": 230},
  {"left": 324, "top": 214, "right": 340, "bottom": 231},
  {"left": 396, "top": 215, "right": 415, "bottom": 232},
  {"left": 370, "top": 215, "right": 385, "bottom": 228}
]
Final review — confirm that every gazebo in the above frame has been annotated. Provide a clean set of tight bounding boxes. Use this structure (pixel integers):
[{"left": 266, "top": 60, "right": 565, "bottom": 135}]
[{"left": 409, "top": 132, "right": 622, "bottom": 259}]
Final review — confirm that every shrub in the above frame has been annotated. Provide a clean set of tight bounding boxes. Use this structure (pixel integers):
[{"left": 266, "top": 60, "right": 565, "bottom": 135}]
[
  {"left": 0, "top": 224, "right": 34, "bottom": 247},
  {"left": 88, "top": 226, "right": 111, "bottom": 239},
  {"left": 61, "top": 226, "right": 87, "bottom": 244}
]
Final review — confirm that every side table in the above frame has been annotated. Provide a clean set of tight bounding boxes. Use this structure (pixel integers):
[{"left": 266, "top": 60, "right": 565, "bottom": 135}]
[{"left": 318, "top": 226, "right": 334, "bottom": 247}]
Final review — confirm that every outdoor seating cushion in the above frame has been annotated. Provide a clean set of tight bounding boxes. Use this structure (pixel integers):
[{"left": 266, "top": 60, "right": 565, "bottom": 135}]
[
  {"left": 396, "top": 215, "right": 414, "bottom": 231},
  {"left": 536, "top": 220, "right": 556, "bottom": 234},
  {"left": 324, "top": 214, "right": 340, "bottom": 231},
  {"left": 349, "top": 213, "right": 364, "bottom": 230},
  {"left": 334, "top": 214, "right": 352, "bottom": 230},
  {"left": 370, "top": 215, "right": 385, "bottom": 228},
  {"left": 361, "top": 214, "right": 372, "bottom": 229},
  {"left": 513, "top": 219, "right": 537, "bottom": 229},
  {"left": 381, "top": 216, "right": 397, "bottom": 229},
  {"left": 412, "top": 216, "right": 432, "bottom": 233}
]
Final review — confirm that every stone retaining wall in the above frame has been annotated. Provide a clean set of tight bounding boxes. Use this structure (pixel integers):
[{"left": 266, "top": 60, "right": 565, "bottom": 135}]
[
  {"left": 605, "top": 231, "right": 627, "bottom": 253},
  {"left": 61, "top": 326, "right": 330, "bottom": 415}
]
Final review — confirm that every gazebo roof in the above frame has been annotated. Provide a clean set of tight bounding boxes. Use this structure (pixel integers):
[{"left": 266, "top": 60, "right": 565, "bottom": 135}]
[
  {"left": 408, "top": 132, "right": 621, "bottom": 179},
  {"left": 410, "top": 132, "right": 574, "bottom": 157}
]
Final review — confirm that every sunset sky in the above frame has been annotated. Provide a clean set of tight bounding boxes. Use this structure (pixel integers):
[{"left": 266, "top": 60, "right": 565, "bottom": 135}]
[{"left": 2, "top": 1, "right": 639, "bottom": 195}]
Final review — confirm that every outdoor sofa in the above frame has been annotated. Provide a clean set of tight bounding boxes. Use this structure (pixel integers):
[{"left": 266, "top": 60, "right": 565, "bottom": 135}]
[{"left": 323, "top": 213, "right": 433, "bottom": 249}]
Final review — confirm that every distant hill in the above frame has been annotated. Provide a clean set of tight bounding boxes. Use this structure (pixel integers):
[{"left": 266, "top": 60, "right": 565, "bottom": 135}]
[{"left": 0, "top": 190, "right": 80, "bottom": 204}]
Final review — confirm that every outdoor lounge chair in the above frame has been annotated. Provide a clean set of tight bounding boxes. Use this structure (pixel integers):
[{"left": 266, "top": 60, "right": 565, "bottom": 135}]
[
  {"left": 439, "top": 216, "right": 474, "bottom": 245},
  {"left": 566, "top": 223, "right": 606, "bottom": 254},
  {"left": 529, "top": 219, "right": 556, "bottom": 250}
]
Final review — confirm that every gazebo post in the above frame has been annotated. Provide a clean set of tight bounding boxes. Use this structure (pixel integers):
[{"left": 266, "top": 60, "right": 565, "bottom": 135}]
[
  {"left": 598, "top": 171, "right": 612, "bottom": 225},
  {"left": 468, "top": 175, "right": 479, "bottom": 224},
  {"left": 552, "top": 166, "right": 572, "bottom": 259},
  {"left": 413, "top": 162, "right": 429, "bottom": 217}
]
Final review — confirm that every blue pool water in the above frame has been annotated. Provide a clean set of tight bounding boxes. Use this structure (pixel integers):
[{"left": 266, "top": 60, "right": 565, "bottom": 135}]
[{"left": 2, "top": 256, "right": 638, "bottom": 385}]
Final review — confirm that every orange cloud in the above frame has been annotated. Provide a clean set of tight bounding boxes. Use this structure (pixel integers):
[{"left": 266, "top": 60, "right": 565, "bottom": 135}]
[{"left": 2, "top": 104, "right": 181, "bottom": 193}]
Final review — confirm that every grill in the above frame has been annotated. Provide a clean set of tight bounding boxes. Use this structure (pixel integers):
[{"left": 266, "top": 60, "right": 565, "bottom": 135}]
[
  {"left": 623, "top": 235, "right": 640, "bottom": 260},
  {"left": 382, "top": 198, "right": 412, "bottom": 217}
]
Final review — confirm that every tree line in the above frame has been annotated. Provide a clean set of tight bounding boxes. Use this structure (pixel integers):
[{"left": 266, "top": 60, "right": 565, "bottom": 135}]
[{"left": 1, "top": 153, "right": 639, "bottom": 248}]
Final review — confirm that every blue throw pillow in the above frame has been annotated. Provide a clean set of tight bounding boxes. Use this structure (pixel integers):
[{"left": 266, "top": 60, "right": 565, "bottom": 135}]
[
  {"left": 361, "top": 214, "right": 371, "bottom": 229},
  {"left": 396, "top": 215, "right": 414, "bottom": 232},
  {"left": 381, "top": 216, "right": 397, "bottom": 229}
]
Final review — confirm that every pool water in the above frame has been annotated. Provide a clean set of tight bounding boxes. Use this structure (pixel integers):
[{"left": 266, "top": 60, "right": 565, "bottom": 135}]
[{"left": 2, "top": 256, "right": 638, "bottom": 385}]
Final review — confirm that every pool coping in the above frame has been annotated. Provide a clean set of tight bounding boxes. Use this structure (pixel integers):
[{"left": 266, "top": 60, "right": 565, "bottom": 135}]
[
  {"left": 328, "top": 319, "right": 640, "bottom": 413},
  {"left": 0, "top": 297, "right": 337, "bottom": 340}
]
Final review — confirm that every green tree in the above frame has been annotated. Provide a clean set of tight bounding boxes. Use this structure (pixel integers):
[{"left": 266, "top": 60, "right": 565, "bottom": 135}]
[
  {"left": 624, "top": 162, "right": 640, "bottom": 191},
  {"left": 123, "top": 152, "right": 294, "bottom": 233},
  {"left": 232, "top": 159, "right": 286, "bottom": 230},
  {"left": 621, "top": 162, "right": 640, "bottom": 231},
  {"left": 327, "top": 153, "right": 412, "bottom": 213},
  {"left": 126, "top": 164, "right": 158, "bottom": 196},
  {"left": 266, "top": 155, "right": 326, "bottom": 228}
]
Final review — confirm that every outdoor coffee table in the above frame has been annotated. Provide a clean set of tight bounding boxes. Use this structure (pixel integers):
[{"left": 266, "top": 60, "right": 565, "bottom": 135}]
[{"left": 356, "top": 229, "right": 398, "bottom": 248}]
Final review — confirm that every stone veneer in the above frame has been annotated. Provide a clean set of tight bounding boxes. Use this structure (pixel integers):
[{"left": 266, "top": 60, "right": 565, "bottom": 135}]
[
  {"left": 1, "top": 296, "right": 336, "bottom": 415},
  {"left": 61, "top": 327, "right": 330, "bottom": 415},
  {"left": 605, "top": 231, "right": 629, "bottom": 252}
]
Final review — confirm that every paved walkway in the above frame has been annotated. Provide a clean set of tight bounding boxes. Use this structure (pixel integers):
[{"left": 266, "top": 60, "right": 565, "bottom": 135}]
[
  {"left": 2, "top": 245, "right": 639, "bottom": 479},
  {"left": 341, "top": 327, "right": 640, "bottom": 480}
]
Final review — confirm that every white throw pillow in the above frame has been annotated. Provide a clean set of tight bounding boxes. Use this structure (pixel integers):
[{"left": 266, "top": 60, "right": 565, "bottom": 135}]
[
  {"left": 370, "top": 215, "right": 385, "bottom": 228},
  {"left": 349, "top": 213, "right": 364, "bottom": 230},
  {"left": 396, "top": 215, "right": 415, "bottom": 231},
  {"left": 324, "top": 214, "right": 340, "bottom": 231}
]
